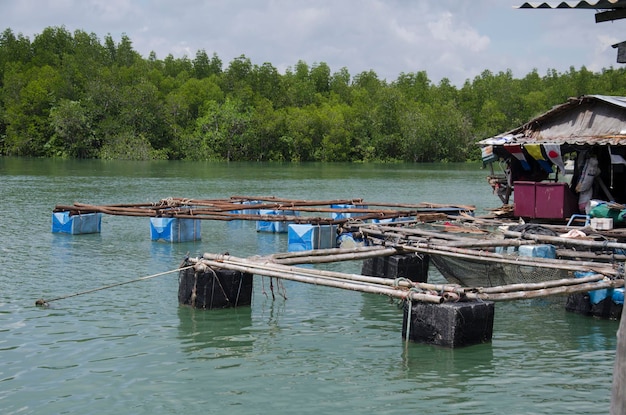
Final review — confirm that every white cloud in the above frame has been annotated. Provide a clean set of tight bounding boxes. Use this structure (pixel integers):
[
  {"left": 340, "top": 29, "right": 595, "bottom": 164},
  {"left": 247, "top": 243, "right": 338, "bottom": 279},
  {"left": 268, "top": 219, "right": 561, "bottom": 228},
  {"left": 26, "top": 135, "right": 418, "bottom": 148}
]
[
  {"left": 1, "top": 0, "right": 626, "bottom": 86},
  {"left": 428, "top": 12, "right": 490, "bottom": 53}
]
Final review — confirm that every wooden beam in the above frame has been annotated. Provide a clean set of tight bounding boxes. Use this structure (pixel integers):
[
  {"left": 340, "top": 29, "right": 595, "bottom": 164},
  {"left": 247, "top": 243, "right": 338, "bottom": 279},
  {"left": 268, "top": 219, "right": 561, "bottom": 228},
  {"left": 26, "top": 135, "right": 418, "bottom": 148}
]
[{"left": 596, "top": 9, "right": 626, "bottom": 23}]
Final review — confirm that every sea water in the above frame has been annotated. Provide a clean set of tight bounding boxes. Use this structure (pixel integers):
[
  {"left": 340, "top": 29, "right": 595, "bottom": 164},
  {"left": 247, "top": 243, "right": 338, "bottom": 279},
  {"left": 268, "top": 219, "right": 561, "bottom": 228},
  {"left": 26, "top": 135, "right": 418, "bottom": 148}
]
[{"left": 0, "top": 158, "right": 618, "bottom": 414}]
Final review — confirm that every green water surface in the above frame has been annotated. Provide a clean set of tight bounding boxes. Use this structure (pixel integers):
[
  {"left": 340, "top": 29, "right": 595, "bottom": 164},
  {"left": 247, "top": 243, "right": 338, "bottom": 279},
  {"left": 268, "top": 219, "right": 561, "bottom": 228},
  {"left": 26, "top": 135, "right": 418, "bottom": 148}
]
[{"left": 0, "top": 158, "right": 618, "bottom": 414}]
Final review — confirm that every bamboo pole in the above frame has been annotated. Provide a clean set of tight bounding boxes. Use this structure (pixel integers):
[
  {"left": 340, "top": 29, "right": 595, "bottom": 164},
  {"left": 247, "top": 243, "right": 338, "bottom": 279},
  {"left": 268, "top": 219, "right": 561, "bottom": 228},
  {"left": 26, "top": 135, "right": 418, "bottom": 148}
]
[
  {"left": 192, "top": 256, "right": 444, "bottom": 304},
  {"left": 228, "top": 196, "right": 475, "bottom": 212},
  {"left": 386, "top": 232, "right": 626, "bottom": 262},
  {"left": 202, "top": 253, "right": 416, "bottom": 288},
  {"left": 472, "top": 273, "right": 608, "bottom": 294},
  {"left": 503, "top": 229, "right": 626, "bottom": 251},
  {"left": 363, "top": 222, "right": 626, "bottom": 265},
  {"left": 227, "top": 195, "right": 365, "bottom": 206},
  {"left": 555, "top": 249, "right": 626, "bottom": 262},
  {"left": 443, "top": 238, "right": 530, "bottom": 249},
  {"left": 363, "top": 229, "right": 623, "bottom": 276},
  {"left": 55, "top": 195, "right": 453, "bottom": 226},
  {"left": 192, "top": 252, "right": 623, "bottom": 304},
  {"left": 464, "top": 278, "right": 624, "bottom": 301},
  {"left": 56, "top": 200, "right": 433, "bottom": 224},
  {"left": 270, "top": 245, "right": 391, "bottom": 260},
  {"left": 236, "top": 253, "right": 614, "bottom": 295},
  {"left": 362, "top": 224, "right": 486, "bottom": 242},
  {"left": 271, "top": 248, "right": 399, "bottom": 265},
  {"left": 207, "top": 252, "right": 609, "bottom": 297},
  {"left": 361, "top": 201, "right": 476, "bottom": 211},
  {"left": 390, "top": 242, "right": 621, "bottom": 277},
  {"left": 55, "top": 204, "right": 159, "bottom": 217},
  {"left": 365, "top": 229, "right": 505, "bottom": 249}
]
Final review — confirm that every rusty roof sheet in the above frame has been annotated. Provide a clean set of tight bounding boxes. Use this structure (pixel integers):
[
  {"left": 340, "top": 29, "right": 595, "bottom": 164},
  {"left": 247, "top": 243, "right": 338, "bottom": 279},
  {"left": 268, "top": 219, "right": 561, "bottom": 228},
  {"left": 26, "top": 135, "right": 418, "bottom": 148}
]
[
  {"left": 517, "top": 0, "right": 626, "bottom": 9},
  {"left": 478, "top": 95, "right": 626, "bottom": 146}
]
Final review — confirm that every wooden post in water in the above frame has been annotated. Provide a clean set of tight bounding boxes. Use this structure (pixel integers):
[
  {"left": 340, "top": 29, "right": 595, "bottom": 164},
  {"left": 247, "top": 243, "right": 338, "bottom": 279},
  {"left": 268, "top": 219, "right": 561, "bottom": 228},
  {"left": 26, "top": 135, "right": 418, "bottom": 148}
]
[{"left": 611, "top": 304, "right": 626, "bottom": 414}]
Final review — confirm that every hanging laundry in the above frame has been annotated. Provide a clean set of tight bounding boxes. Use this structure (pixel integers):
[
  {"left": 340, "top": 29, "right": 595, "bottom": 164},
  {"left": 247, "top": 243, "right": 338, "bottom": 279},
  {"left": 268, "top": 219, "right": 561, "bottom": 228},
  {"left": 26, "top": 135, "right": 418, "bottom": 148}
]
[
  {"left": 543, "top": 144, "right": 566, "bottom": 173},
  {"left": 524, "top": 143, "right": 553, "bottom": 173},
  {"left": 609, "top": 145, "right": 626, "bottom": 165},
  {"left": 481, "top": 145, "right": 497, "bottom": 164},
  {"left": 504, "top": 144, "right": 530, "bottom": 170},
  {"left": 608, "top": 145, "right": 626, "bottom": 189},
  {"left": 575, "top": 156, "right": 599, "bottom": 212}
]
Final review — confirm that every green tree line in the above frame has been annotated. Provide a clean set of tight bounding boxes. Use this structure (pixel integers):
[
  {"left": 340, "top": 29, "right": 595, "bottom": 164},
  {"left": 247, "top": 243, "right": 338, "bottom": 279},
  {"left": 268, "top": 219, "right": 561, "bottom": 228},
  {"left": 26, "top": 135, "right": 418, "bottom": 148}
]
[{"left": 2, "top": 26, "right": 626, "bottom": 162}]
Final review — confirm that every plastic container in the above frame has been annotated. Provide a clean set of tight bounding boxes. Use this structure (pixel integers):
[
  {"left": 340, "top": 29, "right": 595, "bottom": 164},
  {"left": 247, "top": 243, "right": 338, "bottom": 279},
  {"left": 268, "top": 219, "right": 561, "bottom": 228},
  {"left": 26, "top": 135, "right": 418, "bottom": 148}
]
[
  {"left": 330, "top": 204, "right": 368, "bottom": 220},
  {"left": 535, "top": 182, "right": 577, "bottom": 219},
  {"left": 513, "top": 181, "right": 536, "bottom": 217},
  {"left": 150, "top": 217, "right": 201, "bottom": 242},
  {"left": 590, "top": 218, "right": 613, "bottom": 230},
  {"left": 518, "top": 244, "right": 556, "bottom": 259},
  {"left": 256, "top": 209, "right": 297, "bottom": 233},
  {"left": 288, "top": 224, "right": 337, "bottom": 251},
  {"left": 514, "top": 181, "right": 577, "bottom": 219},
  {"left": 231, "top": 200, "right": 262, "bottom": 215},
  {"left": 52, "top": 211, "right": 102, "bottom": 234}
]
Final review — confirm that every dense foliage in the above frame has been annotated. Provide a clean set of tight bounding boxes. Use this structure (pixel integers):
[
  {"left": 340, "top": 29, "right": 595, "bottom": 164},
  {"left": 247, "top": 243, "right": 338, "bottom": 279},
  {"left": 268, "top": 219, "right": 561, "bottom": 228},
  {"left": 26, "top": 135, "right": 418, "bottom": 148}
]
[{"left": 2, "top": 26, "right": 626, "bottom": 161}]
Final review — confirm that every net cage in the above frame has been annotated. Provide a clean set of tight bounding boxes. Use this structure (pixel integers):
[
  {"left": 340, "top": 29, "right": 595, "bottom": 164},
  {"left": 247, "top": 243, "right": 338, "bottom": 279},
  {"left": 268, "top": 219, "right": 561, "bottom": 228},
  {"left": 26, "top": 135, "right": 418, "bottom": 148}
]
[{"left": 430, "top": 255, "right": 568, "bottom": 287}]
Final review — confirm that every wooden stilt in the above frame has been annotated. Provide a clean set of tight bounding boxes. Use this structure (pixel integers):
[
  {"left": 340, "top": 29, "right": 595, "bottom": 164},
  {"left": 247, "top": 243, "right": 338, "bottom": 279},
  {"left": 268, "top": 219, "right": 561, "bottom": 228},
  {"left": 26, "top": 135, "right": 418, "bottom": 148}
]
[{"left": 611, "top": 304, "right": 626, "bottom": 414}]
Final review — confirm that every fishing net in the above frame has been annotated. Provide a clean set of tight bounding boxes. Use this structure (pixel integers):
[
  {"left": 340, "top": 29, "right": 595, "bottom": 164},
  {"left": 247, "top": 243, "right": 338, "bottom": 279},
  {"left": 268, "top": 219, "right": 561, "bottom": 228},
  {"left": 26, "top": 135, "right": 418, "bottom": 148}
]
[{"left": 430, "top": 255, "right": 568, "bottom": 287}]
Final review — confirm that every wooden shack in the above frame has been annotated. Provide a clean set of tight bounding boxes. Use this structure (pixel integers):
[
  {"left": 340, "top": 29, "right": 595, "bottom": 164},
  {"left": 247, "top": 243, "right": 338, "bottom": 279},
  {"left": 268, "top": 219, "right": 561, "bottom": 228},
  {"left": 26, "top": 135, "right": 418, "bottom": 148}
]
[{"left": 478, "top": 95, "right": 626, "bottom": 223}]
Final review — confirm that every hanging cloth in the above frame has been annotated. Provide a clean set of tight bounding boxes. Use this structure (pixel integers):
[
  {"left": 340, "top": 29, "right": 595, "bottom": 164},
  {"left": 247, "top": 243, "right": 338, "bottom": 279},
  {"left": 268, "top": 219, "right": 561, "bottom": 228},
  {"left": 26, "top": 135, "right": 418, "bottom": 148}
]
[
  {"left": 608, "top": 145, "right": 626, "bottom": 189},
  {"left": 481, "top": 145, "right": 497, "bottom": 164},
  {"left": 524, "top": 144, "right": 553, "bottom": 173},
  {"left": 543, "top": 144, "right": 566, "bottom": 174},
  {"left": 608, "top": 145, "right": 626, "bottom": 166},
  {"left": 575, "top": 155, "right": 599, "bottom": 211},
  {"left": 504, "top": 144, "right": 530, "bottom": 171}
]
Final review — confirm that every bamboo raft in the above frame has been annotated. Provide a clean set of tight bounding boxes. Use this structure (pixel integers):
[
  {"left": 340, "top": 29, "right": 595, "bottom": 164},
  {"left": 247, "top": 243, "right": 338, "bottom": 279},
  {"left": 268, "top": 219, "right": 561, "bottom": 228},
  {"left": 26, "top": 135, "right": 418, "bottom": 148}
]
[
  {"left": 186, "top": 211, "right": 625, "bottom": 304},
  {"left": 351, "top": 218, "right": 626, "bottom": 288},
  {"left": 53, "top": 195, "right": 474, "bottom": 225},
  {"left": 54, "top": 194, "right": 625, "bottom": 305},
  {"left": 175, "top": 212, "right": 610, "bottom": 302},
  {"left": 186, "top": 244, "right": 624, "bottom": 304}
]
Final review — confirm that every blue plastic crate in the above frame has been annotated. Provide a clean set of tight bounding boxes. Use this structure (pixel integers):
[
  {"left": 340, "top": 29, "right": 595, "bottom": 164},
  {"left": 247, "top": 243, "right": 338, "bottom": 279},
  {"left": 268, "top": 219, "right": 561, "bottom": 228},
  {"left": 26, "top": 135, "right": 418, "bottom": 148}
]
[
  {"left": 575, "top": 271, "right": 624, "bottom": 305},
  {"left": 232, "top": 200, "right": 262, "bottom": 215},
  {"left": 150, "top": 217, "right": 201, "bottom": 242},
  {"left": 52, "top": 211, "right": 102, "bottom": 234},
  {"left": 256, "top": 209, "right": 297, "bottom": 233},
  {"left": 518, "top": 244, "right": 556, "bottom": 259},
  {"left": 288, "top": 224, "right": 337, "bottom": 251},
  {"left": 330, "top": 204, "right": 368, "bottom": 220}
]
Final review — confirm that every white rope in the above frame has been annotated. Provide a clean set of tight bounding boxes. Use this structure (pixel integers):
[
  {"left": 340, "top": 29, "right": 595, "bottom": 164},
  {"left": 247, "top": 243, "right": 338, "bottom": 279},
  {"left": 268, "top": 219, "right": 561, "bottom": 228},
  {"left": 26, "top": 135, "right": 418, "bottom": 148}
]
[{"left": 35, "top": 265, "right": 193, "bottom": 306}]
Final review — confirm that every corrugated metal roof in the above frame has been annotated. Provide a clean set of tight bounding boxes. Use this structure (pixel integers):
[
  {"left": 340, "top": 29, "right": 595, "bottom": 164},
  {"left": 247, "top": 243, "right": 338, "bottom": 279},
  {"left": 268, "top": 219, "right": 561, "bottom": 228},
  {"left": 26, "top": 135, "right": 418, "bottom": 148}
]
[
  {"left": 478, "top": 95, "right": 626, "bottom": 146},
  {"left": 517, "top": 1, "right": 626, "bottom": 9},
  {"left": 590, "top": 95, "right": 626, "bottom": 108},
  {"left": 479, "top": 135, "right": 626, "bottom": 146}
]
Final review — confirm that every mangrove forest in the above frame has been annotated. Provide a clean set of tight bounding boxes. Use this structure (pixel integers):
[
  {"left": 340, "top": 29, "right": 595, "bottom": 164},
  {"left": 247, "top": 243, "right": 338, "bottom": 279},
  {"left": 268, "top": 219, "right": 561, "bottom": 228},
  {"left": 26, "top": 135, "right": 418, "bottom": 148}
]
[{"left": 2, "top": 26, "right": 626, "bottom": 162}]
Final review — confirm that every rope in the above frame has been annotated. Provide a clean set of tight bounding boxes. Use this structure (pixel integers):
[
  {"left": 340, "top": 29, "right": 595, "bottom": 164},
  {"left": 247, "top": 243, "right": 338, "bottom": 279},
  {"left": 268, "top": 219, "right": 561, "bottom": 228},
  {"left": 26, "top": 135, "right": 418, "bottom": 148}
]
[
  {"left": 277, "top": 278, "right": 288, "bottom": 300},
  {"left": 191, "top": 270, "right": 198, "bottom": 308},
  {"left": 405, "top": 295, "right": 413, "bottom": 342},
  {"left": 393, "top": 277, "right": 412, "bottom": 288},
  {"left": 235, "top": 274, "right": 244, "bottom": 306},
  {"left": 208, "top": 267, "right": 231, "bottom": 306},
  {"left": 35, "top": 265, "right": 194, "bottom": 307}
]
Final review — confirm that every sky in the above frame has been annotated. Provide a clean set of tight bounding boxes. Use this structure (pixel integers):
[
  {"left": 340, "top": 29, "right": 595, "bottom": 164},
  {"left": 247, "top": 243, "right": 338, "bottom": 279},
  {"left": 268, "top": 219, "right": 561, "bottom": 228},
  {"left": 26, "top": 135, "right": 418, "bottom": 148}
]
[{"left": 3, "top": 0, "right": 626, "bottom": 87}]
